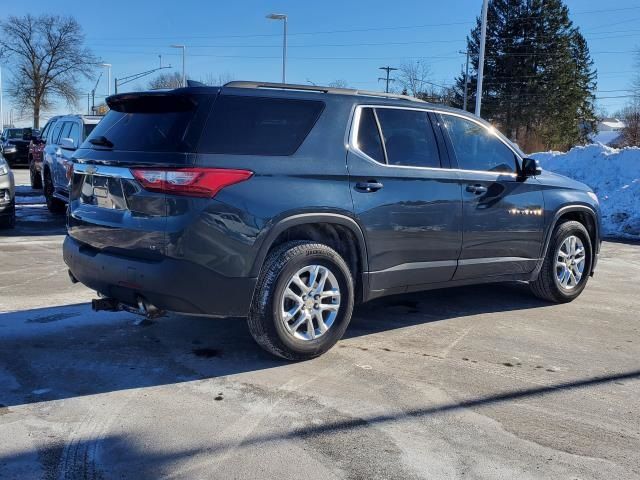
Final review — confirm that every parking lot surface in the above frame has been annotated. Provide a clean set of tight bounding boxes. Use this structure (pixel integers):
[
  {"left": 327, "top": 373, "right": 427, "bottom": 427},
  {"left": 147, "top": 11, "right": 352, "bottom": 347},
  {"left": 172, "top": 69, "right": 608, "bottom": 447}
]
[{"left": 1, "top": 168, "right": 639, "bottom": 479}]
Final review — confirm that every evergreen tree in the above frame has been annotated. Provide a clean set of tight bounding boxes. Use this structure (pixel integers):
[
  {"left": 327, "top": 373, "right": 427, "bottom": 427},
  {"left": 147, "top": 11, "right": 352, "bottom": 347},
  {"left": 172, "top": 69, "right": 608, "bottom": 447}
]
[{"left": 452, "top": 0, "right": 596, "bottom": 151}]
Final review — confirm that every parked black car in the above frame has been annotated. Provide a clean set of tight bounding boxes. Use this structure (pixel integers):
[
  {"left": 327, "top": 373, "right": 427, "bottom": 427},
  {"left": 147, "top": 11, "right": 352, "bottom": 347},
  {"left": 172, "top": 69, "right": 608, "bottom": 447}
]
[
  {"left": 63, "top": 82, "right": 601, "bottom": 359},
  {"left": 1, "top": 128, "right": 32, "bottom": 166}
]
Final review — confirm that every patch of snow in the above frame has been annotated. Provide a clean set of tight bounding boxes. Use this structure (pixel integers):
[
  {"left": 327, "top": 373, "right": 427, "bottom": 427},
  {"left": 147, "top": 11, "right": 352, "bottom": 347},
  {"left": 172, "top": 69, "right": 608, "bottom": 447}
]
[{"left": 532, "top": 144, "right": 640, "bottom": 240}]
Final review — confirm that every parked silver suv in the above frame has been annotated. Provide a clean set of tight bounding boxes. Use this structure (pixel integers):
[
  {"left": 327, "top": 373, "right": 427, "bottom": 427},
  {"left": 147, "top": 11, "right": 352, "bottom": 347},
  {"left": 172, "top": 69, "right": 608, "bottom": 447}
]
[
  {"left": 0, "top": 155, "right": 16, "bottom": 229},
  {"left": 42, "top": 115, "right": 101, "bottom": 212}
]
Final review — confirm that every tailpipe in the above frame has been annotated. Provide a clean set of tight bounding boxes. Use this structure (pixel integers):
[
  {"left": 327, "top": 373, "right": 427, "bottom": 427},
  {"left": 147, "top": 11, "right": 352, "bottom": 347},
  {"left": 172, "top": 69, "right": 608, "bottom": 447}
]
[{"left": 91, "top": 296, "right": 165, "bottom": 319}]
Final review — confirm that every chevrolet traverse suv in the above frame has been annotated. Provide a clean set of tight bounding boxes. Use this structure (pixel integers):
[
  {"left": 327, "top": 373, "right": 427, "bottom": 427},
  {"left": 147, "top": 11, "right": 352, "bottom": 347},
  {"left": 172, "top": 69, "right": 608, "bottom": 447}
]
[{"left": 63, "top": 82, "right": 601, "bottom": 359}]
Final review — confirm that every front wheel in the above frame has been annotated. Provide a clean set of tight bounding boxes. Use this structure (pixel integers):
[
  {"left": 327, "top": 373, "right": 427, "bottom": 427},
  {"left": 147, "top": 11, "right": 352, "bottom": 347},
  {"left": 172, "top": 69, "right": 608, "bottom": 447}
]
[
  {"left": 248, "top": 241, "right": 354, "bottom": 360},
  {"left": 0, "top": 205, "right": 16, "bottom": 229},
  {"left": 530, "top": 220, "right": 592, "bottom": 303}
]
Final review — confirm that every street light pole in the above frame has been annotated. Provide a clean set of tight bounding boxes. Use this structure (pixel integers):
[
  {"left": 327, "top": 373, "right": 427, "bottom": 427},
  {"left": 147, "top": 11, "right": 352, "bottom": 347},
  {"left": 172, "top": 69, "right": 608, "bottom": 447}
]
[
  {"left": 170, "top": 45, "right": 186, "bottom": 87},
  {"left": 101, "top": 63, "right": 112, "bottom": 96},
  {"left": 0, "top": 66, "right": 3, "bottom": 131},
  {"left": 475, "top": 0, "right": 489, "bottom": 117},
  {"left": 267, "top": 13, "right": 288, "bottom": 83}
]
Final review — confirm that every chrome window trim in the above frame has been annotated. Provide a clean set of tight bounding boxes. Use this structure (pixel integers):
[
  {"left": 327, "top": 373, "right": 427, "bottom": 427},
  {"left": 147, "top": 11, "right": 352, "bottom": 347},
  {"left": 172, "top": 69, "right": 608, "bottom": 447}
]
[{"left": 348, "top": 104, "right": 522, "bottom": 177}]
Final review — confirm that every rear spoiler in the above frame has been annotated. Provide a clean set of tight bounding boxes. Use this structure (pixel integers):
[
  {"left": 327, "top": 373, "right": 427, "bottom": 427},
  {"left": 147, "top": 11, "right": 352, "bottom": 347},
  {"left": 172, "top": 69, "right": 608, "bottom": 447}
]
[{"left": 106, "top": 88, "right": 220, "bottom": 113}]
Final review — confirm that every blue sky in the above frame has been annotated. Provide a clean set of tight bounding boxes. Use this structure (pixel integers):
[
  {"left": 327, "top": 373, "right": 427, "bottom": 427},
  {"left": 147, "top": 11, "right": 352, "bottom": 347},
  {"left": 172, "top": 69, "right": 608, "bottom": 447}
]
[{"left": 2, "top": 0, "right": 639, "bottom": 125}]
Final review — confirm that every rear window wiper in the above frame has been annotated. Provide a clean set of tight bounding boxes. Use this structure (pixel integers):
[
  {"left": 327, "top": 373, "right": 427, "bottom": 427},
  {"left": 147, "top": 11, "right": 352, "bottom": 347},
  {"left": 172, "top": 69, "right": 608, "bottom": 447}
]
[{"left": 89, "top": 136, "right": 114, "bottom": 148}]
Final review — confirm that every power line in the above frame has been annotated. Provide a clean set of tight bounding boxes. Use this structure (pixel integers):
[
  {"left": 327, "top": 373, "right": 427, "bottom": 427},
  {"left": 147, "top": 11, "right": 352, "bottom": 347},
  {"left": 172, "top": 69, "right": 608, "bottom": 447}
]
[{"left": 86, "top": 6, "right": 640, "bottom": 42}]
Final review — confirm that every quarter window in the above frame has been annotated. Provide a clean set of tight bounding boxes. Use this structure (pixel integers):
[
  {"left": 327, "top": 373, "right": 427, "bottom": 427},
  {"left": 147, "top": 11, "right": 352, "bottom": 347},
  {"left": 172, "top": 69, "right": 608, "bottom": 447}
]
[
  {"left": 442, "top": 114, "right": 516, "bottom": 173},
  {"left": 199, "top": 96, "right": 325, "bottom": 156},
  {"left": 356, "top": 108, "right": 384, "bottom": 163}
]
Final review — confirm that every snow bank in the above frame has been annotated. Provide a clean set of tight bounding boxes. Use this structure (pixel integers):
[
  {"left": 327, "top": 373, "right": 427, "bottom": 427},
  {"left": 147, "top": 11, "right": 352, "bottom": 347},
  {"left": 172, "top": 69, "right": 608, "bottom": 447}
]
[{"left": 531, "top": 144, "right": 640, "bottom": 240}]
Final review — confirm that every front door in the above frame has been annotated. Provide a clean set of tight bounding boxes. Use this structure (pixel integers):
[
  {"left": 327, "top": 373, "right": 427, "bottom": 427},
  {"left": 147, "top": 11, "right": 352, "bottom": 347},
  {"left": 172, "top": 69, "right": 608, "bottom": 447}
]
[
  {"left": 348, "top": 106, "right": 463, "bottom": 294},
  {"left": 438, "top": 113, "right": 545, "bottom": 280}
]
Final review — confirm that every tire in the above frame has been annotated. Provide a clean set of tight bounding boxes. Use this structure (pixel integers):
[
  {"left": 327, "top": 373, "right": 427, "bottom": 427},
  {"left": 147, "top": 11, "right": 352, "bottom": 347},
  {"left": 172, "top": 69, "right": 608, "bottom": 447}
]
[
  {"left": 29, "top": 159, "right": 42, "bottom": 189},
  {"left": 248, "top": 240, "right": 355, "bottom": 360},
  {"left": 0, "top": 205, "right": 16, "bottom": 229},
  {"left": 43, "top": 169, "right": 65, "bottom": 214},
  {"left": 530, "top": 220, "right": 592, "bottom": 303}
]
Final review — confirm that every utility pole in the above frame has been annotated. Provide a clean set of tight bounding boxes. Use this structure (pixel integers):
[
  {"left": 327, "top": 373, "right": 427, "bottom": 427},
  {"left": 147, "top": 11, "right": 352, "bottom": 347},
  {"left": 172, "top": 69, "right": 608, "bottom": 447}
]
[
  {"left": 378, "top": 66, "right": 398, "bottom": 93},
  {"left": 459, "top": 50, "right": 471, "bottom": 111},
  {"left": 475, "top": 0, "right": 489, "bottom": 116}
]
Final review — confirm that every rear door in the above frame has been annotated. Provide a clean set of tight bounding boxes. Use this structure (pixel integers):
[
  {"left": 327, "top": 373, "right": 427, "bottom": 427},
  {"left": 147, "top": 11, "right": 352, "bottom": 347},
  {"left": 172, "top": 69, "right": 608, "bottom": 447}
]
[
  {"left": 438, "top": 113, "right": 545, "bottom": 280},
  {"left": 348, "top": 105, "right": 462, "bottom": 294}
]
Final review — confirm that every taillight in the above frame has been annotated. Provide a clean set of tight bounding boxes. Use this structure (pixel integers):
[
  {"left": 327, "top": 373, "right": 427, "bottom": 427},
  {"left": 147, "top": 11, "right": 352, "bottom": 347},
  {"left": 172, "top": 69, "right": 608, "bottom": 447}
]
[{"left": 130, "top": 167, "right": 253, "bottom": 198}]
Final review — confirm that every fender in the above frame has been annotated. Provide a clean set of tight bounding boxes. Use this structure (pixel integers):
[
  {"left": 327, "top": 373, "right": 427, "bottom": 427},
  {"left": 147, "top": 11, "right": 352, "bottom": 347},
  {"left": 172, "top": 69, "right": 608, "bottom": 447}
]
[
  {"left": 531, "top": 204, "right": 600, "bottom": 279},
  {"left": 249, "top": 212, "right": 369, "bottom": 278}
]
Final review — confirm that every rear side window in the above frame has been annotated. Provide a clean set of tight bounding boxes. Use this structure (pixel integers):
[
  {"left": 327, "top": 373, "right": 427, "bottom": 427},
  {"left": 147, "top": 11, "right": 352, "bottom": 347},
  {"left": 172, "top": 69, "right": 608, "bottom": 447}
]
[
  {"left": 82, "top": 94, "right": 210, "bottom": 154},
  {"left": 199, "top": 96, "right": 325, "bottom": 155},
  {"left": 375, "top": 108, "right": 441, "bottom": 168}
]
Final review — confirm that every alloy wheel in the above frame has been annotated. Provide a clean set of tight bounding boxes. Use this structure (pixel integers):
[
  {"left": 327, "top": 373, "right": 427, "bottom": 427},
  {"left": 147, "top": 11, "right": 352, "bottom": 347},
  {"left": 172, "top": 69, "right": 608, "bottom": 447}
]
[
  {"left": 280, "top": 264, "right": 341, "bottom": 341},
  {"left": 555, "top": 235, "right": 586, "bottom": 290}
]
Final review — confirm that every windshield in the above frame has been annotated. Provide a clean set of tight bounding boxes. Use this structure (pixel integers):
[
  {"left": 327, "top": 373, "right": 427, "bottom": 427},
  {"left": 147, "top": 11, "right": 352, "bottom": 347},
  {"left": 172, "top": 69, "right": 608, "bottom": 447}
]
[{"left": 5, "top": 129, "right": 24, "bottom": 139}]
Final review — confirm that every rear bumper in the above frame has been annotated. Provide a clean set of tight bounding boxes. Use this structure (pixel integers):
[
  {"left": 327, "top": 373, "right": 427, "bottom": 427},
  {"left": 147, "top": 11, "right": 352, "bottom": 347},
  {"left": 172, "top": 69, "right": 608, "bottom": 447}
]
[{"left": 63, "top": 236, "right": 257, "bottom": 317}]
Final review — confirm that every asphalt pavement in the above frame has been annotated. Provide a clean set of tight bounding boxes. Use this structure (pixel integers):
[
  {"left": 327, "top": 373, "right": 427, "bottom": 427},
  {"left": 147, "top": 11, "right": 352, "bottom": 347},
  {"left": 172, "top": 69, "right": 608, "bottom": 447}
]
[{"left": 1, "top": 167, "right": 639, "bottom": 479}]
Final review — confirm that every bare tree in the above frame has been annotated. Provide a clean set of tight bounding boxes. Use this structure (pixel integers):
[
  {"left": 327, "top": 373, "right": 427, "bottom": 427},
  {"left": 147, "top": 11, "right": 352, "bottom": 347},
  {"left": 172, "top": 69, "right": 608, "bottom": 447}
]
[
  {"left": 619, "top": 103, "right": 640, "bottom": 147},
  {"left": 201, "top": 72, "right": 235, "bottom": 86},
  {"left": 148, "top": 72, "right": 183, "bottom": 90},
  {"left": 397, "top": 61, "right": 431, "bottom": 98},
  {"left": 0, "top": 14, "right": 98, "bottom": 128},
  {"left": 328, "top": 79, "right": 350, "bottom": 89}
]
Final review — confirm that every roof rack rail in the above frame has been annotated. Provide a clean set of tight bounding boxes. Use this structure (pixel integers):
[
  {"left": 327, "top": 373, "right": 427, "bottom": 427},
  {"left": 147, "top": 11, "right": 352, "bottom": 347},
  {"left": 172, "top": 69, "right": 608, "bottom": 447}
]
[
  {"left": 222, "top": 80, "right": 425, "bottom": 103},
  {"left": 223, "top": 81, "right": 356, "bottom": 95}
]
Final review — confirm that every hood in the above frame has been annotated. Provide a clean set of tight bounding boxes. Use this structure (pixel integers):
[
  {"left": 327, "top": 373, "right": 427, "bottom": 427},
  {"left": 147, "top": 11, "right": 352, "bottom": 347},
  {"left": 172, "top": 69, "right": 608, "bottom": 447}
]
[{"left": 537, "top": 169, "right": 592, "bottom": 192}]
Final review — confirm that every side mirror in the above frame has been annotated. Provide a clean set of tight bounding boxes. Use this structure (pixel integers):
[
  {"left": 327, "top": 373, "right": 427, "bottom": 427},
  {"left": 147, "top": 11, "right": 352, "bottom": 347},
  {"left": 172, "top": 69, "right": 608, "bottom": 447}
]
[
  {"left": 520, "top": 157, "right": 542, "bottom": 178},
  {"left": 60, "top": 137, "right": 76, "bottom": 150}
]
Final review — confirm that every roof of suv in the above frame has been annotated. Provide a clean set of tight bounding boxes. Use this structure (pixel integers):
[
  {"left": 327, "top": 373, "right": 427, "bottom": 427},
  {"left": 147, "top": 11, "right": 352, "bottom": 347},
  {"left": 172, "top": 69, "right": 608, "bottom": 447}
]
[{"left": 56, "top": 114, "right": 103, "bottom": 125}]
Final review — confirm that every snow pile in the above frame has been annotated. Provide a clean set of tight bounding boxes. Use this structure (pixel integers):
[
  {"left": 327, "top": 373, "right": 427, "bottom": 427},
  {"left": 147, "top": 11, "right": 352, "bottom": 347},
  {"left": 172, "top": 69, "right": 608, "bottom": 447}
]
[{"left": 532, "top": 144, "right": 640, "bottom": 239}]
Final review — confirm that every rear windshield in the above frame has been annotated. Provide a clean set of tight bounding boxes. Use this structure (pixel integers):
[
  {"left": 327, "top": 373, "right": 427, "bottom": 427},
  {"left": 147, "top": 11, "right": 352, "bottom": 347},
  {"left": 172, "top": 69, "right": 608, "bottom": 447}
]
[
  {"left": 198, "top": 95, "right": 324, "bottom": 156},
  {"left": 81, "top": 94, "right": 210, "bottom": 154}
]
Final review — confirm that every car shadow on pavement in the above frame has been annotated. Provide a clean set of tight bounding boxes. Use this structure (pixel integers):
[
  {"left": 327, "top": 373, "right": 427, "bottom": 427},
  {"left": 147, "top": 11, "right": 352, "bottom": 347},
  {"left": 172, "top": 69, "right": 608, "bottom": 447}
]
[
  {"left": 2, "top": 369, "right": 638, "bottom": 479},
  {"left": 0, "top": 282, "right": 549, "bottom": 410}
]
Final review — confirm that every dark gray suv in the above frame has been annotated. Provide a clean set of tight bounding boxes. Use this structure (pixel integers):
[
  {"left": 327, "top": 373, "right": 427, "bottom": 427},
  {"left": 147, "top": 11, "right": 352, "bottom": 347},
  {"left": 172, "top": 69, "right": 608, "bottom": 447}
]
[{"left": 63, "top": 82, "right": 601, "bottom": 359}]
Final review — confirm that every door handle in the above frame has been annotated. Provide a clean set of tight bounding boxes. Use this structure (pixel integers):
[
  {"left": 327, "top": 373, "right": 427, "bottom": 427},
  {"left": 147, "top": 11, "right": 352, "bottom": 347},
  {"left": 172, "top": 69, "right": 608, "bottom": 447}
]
[
  {"left": 466, "top": 184, "right": 487, "bottom": 195},
  {"left": 355, "top": 181, "right": 384, "bottom": 193}
]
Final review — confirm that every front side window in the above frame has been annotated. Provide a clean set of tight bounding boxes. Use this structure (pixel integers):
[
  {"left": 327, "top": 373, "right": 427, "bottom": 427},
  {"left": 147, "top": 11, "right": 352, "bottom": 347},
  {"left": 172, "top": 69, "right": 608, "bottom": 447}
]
[
  {"left": 50, "top": 121, "right": 64, "bottom": 145},
  {"left": 375, "top": 108, "right": 441, "bottom": 168},
  {"left": 68, "top": 123, "right": 81, "bottom": 146},
  {"left": 442, "top": 114, "right": 516, "bottom": 173}
]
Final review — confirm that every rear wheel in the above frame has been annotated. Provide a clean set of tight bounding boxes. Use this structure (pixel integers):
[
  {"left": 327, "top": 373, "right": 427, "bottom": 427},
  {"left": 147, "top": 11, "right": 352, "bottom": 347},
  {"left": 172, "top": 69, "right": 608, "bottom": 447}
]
[
  {"left": 29, "top": 158, "right": 42, "bottom": 189},
  {"left": 530, "top": 220, "right": 592, "bottom": 303},
  {"left": 248, "top": 241, "right": 354, "bottom": 360},
  {"left": 43, "top": 169, "right": 65, "bottom": 214}
]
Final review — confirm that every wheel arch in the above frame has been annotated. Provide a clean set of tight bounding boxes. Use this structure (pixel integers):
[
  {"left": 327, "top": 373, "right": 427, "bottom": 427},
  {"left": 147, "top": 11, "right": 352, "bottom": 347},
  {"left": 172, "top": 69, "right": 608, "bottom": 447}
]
[
  {"left": 533, "top": 204, "right": 600, "bottom": 278},
  {"left": 250, "top": 213, "right": 369, "bottom": 300}
]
